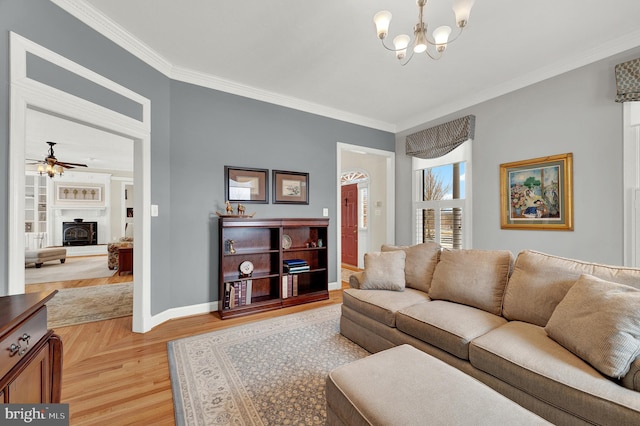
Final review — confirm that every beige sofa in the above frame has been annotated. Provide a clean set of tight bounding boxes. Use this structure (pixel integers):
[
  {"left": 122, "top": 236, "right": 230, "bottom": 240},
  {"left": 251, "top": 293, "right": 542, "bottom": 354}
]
[{"left": 342, "top": 245, "right": 640, "bottom": 425}]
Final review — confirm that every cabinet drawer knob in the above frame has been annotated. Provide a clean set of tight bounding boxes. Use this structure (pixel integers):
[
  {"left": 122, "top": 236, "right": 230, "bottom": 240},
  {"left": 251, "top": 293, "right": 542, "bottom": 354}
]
[
  {"left": 9, "top": 343, "right": 20, "bottom": 356},
  {"left": 20, "top": 333, "right": 31, "bottom": 345}
]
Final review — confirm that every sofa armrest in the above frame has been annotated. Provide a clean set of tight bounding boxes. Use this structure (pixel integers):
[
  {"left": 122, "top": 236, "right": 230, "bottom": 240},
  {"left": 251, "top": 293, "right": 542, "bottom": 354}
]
[
  {"left": 622, "top": 356, "right": 640, "bottom": 392},
  {"left": 348, "top": 271, "right": 364, "bottom": 289}
]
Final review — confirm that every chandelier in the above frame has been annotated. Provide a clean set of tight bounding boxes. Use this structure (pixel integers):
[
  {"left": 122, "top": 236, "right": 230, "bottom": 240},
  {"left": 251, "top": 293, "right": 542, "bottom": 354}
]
[{"left": 373, "top": 0, "right": 475, "bottom": 65}]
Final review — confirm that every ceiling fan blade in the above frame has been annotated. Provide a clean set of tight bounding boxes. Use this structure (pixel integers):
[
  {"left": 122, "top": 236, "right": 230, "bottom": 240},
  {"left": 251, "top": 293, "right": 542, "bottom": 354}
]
[{"left": 56, "top": 161, "right": 88, "bottom": 168}]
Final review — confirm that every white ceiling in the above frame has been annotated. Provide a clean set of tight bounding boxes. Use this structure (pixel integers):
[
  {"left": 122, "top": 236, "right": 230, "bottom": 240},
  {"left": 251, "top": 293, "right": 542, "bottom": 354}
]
[
  {"left": 71, "top": 0, "right": 640, "bottom": 133},
  {"left": 25, "top": 109, "right": 134, "bottom": 173}
]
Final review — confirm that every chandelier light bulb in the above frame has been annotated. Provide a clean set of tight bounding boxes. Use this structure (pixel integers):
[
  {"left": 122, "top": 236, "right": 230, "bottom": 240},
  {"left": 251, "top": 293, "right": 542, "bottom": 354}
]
[
  {"left": 453, "top": 0, "right": 475, "bottom": 28},
  {"left": 433, "top": 25, "right": 452, "bottom": 52},
  {"left": 413, "top": 26, "right": 428, "bottom": 53},
  {"left": 373, "top": 10, "right": 392, "bottom": 39},
  {"left": 393, "top": 34, "right": 410, "bottom": 59},
  {"left": 37, "top": 164, "right": 45, "bottom": 175}
]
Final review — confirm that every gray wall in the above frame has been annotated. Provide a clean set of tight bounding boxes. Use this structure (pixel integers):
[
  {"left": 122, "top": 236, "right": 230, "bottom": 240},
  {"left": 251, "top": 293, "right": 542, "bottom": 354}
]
[
  {"left": 168, "top": 81, "right": 393, "bottom": 309},
  {"left": 395, "top": 47, "right": 640, "bottom": 265},
  {"left": 0, "top": 1, "right": 394, "bottom": 313}
]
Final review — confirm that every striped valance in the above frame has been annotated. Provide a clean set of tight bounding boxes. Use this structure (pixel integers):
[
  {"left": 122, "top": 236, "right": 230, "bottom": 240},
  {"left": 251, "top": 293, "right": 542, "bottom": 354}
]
[
  {"left": 406, "top": 115, "right": 475, "bottom": 159},
  {"left": 615, "top": 58, "right": 640, "bottom": 103}
]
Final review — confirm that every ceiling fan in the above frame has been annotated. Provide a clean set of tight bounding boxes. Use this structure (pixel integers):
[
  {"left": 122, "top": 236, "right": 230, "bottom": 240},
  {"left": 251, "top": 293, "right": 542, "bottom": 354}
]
[{"left": 27, "top": 141, "right": 88, "bottom": 178}]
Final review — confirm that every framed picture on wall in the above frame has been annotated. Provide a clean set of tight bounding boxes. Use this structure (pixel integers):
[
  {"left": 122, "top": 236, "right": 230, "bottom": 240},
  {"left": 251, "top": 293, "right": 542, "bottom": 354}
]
[
  {"left": 272, "top": 170, "right": 309, "bottom": 204},
  {"left": 500, "top": 153, "right": 573, "bottom": 230},
  {"left": 224, "top": 166, "right": 269, "bottom": 203}
]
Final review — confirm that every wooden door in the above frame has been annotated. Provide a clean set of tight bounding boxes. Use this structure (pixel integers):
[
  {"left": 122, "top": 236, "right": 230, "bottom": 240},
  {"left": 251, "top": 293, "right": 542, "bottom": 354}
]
[{"left": 341, "top": 184, "right": 358, "bottom": 266}]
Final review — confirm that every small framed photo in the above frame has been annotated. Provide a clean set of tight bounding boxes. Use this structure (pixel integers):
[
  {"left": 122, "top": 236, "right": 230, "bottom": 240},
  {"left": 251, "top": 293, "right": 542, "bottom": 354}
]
[
  {"left": 500, "top": 153, "right": 573, "bottom": 230},
  {"left": 273, "top": 170, "right": 309, "bottom": 204},
  {"left": 224, "top": 166, "right": 269, "bottom": 203},
  {"left": 126, "top": 207, "right": 133, "bottom": 218}
]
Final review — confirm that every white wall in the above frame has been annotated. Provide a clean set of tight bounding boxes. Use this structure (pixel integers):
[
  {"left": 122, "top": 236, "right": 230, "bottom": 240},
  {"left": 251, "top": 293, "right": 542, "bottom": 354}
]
[
  {"left": 341, "top": 151, "right": 389, "bottom": 264},
  {"left": 395, "top": 48, "right": 640, "bottom": 265}
]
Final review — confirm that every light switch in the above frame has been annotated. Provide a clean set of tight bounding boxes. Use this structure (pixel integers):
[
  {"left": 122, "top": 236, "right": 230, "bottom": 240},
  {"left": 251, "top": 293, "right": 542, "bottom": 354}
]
[
  {"left": 322, "top": 208, "right": 329, "bottom": 217},
  {"left": 151, "top": 204, "right": 159, "bottom": 217}
]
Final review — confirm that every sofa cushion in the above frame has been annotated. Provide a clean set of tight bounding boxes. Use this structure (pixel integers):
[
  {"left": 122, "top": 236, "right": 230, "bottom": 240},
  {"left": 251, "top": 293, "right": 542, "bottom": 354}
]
[
  {"left": 470, "top": 321, "right": 640, "bottom": 426},
  {"left": 381, "top": 243, "right": 440, "bottom": 292},
  {"left": 428, "top": 249, "right": 513, "bottom": 315},
  {"left": 396, "top": 300, "right": 507, "bottom": 360},
  {"left": 503, "top": 250, "right": 640, "bottom": 327},
  {"left": 545, "top": 274, "right": 640, "bottom": 379},
  {"left": 361, "top": 251, "right": 406, "bottom": 291},
  {"left": 342, "top": 288, "right": 430, "bottom": 328}
]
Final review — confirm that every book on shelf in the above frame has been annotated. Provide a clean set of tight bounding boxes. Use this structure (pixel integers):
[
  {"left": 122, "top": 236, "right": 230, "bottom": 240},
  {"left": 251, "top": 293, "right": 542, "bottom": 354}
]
[
  {"left": 281, "top": 274, "right": 299, "bottom": 298},
  {"left": 283, "top": 259, "right": 310, "bottom": 274},
  {"left": 283, "top": 259, "right": 308, "bottom": 267},
  {"left": 224, "top": 280, "right": 253, "bottom": 309},
  {"left": 284, "top": 266, "right": 310, "bottom": 273},
  {"left": 282, "top": 275, "right": 288, "bottom": 298}
]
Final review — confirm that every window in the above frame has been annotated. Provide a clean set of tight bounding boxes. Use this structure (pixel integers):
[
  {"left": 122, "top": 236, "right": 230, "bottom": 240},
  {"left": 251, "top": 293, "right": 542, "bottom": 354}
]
[
  {"left": 359, "top": 187, "right": 368, "bottom": 230},
  {"left": 412, "top": 141, "right": 472, "bottom": 249}
]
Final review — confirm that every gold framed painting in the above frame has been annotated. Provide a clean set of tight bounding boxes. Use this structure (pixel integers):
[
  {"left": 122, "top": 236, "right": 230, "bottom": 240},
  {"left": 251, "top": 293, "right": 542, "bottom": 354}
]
[{"left": 500, "top": 153, "right": 573, "bottom": 230}]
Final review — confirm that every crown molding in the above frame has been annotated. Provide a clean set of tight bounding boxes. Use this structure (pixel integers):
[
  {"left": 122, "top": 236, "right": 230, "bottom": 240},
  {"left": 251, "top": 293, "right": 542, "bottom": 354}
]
[
  {"left": 52, "top": 0, "right": 173, "bottom": 77},
  {"left": 171, "top": 66, "right": 396, "bottom": 132},
  {"left": 397, "top": 29, "right": 640, "bottom": 132},
  {"left": 52, "top": 0, "right": 396, "bottom": 133}
]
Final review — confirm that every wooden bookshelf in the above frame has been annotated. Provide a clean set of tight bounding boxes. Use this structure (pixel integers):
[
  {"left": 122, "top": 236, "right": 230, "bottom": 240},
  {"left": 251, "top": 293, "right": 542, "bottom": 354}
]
[{"left": 218, "top": 217, "right": 329, "bottom": 319}]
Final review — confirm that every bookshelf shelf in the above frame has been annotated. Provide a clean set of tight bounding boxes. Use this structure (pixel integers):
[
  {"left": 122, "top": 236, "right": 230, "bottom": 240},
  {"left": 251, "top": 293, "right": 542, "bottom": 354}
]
[{"left": 218, "top": 217, "right": 329, "bottom": 319}]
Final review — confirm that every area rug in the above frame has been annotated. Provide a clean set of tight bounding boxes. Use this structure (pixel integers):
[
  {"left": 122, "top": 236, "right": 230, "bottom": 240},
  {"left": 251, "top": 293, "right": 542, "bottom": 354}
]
[
  {"left": 47, "top": 282, "right": 133, "bottom": 328},
  {"left": 26, "top": 255, "right": 115, "bottom": 284},
  {"left": 168, "top": 304, "right": 369, "bottom": 425}
]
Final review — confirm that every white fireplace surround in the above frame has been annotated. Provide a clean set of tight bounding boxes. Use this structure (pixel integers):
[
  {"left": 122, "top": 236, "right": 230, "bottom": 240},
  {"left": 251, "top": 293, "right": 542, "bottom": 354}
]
[{"left": 49, "top": 171, "right": 112, "bottom": 247}]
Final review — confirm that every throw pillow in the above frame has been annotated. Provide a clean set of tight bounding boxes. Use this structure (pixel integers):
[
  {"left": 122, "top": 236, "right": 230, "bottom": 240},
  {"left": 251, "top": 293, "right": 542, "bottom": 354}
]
[
  {"left": 381, "top": 243, "right": 440, "bottom": 292},
  {"left": 361, "top": 251, "right": 406, "bottom": 291},
  {"left": 428, "top": 249, "right": 513, "bottom": 315},
  {"left": 545, "top": 274, "right": 640, "bottom": 379}
]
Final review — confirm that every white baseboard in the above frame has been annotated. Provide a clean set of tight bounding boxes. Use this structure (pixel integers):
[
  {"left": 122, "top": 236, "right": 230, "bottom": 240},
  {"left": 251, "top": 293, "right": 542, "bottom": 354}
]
[
  {"left": 147, "top": 301, "right": 218, "bottom": 330},
  {"left": 146, "top": 281, "right": 341, "bottom": 331}
]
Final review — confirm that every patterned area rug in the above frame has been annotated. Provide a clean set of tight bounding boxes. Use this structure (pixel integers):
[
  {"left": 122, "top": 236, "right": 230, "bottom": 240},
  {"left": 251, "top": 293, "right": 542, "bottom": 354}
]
[
  {"left": 168, "top": 304, "right": 369, "bottom": 425},
  {"left": 47, "top": 282, "right": 133, "bottom": 328}
]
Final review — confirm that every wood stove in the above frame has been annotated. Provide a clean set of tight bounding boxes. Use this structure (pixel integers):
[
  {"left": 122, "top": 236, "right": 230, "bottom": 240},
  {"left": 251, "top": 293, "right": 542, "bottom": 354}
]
[{"left": 62, "top": 221, "right": 98, "bottom": 246}]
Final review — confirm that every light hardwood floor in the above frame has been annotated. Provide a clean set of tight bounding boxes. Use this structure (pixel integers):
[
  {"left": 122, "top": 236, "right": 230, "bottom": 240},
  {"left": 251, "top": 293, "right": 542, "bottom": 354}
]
[{"left": 54, "top": 285, "right": 347, "bottom": 425}]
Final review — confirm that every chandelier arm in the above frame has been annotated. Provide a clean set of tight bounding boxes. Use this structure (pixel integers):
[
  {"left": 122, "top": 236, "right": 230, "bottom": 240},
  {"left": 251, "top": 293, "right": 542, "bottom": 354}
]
[
  {"left": 424, "top": 48, "right": 443, "bottom": 60},
  {"left": 380, "top": 37, "right": 414, "bottom": 53},
  {"left": 399, "top": 50, "right": 415, "bottom": 66}
]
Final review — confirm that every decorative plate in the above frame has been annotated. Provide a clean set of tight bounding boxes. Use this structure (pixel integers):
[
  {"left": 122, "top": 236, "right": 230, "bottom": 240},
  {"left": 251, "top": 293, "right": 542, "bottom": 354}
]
[{"left": 282, "top": 234, "right": 292, "bottom": 249}]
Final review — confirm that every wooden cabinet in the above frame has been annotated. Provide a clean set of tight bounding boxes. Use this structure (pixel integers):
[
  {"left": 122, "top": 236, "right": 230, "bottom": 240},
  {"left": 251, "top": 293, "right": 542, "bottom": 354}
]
[
  {"left": 118, "top": 247, "right": 133, "bottom": 276},
  {"left": 0, "top": 291, "right": 63, "bottom": 403},
  {"left": 218, "top": 217, "right": 329, "bottom": 319}
]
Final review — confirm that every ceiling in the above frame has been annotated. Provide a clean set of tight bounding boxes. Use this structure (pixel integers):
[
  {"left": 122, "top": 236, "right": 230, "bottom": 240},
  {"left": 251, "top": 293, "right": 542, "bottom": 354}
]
[
  {"left": 66, "top": 0, "right": 640, "bottom": 133},
  {"left": 25, "top": 109, "right": 134, "bottom": 173}
]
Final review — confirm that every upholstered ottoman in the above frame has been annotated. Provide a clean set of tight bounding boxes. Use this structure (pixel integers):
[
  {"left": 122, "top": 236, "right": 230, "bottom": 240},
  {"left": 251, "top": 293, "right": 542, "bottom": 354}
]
[
  {"left": 326, "top": 344, "right": 550, "bottom": 426},
  {"left": 25, "top": 247, "right": 67, "bottom": 268}
]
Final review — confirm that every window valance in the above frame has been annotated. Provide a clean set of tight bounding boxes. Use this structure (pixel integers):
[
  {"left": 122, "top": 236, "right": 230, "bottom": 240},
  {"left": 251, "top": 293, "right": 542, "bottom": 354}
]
[
  {"left": 406, "top": 115, "right": 475, "bottom": 159},
  {"left": 615, "top": 58, "right": 640, "bottom": 103}
]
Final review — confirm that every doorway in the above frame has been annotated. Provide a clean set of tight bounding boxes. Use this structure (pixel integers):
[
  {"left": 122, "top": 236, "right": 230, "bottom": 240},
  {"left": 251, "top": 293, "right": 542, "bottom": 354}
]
[
  {"left": 9, "top": 32, "right": 152, "bottom": 332},
  {"left": 336, "top": 143, "right": 395, "bottom": 288}
]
